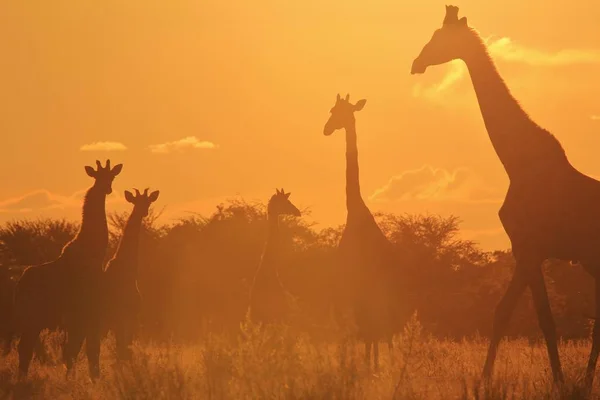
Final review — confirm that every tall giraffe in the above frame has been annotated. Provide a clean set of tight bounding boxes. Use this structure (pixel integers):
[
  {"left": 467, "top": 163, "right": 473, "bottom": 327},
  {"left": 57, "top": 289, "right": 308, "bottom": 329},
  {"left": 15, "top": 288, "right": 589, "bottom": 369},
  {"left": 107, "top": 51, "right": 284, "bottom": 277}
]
[
  {"left": 323, "top": 94, "right": 396, "bottom": 369},
  {"left": 14, "top": 160, "right": 122, "bottom": 379},
  {"left": 249, "top": 189, "right": 301, "bottom": 325},
  {"left": 102, "top": 188, "right": 159, "bottom": 360},
  {"left": 411, "top": 6, "right": 600, "bottom": 391}
]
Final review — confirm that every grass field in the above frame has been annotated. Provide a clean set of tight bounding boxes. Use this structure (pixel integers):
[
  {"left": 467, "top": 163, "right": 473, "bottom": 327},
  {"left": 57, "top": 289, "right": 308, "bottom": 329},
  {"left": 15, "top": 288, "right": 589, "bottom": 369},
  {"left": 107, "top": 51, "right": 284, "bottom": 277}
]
[{"left": 0, "top": 315, "right": 597, "bottom": 399}]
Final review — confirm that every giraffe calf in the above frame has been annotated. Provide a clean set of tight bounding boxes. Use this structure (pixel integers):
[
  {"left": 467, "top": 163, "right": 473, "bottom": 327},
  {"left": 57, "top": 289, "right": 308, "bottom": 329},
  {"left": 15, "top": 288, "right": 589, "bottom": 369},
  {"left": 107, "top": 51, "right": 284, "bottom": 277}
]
[{"left": 102, "top": 188, "right": 159, "bottom": 360}]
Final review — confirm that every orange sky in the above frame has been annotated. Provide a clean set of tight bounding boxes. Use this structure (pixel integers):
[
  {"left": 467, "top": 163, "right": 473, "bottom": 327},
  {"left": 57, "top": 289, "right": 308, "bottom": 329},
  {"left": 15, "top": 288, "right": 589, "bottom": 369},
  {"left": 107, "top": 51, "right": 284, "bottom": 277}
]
[{"left": 0, "top": 0, "right": 598, "bottom": 250}]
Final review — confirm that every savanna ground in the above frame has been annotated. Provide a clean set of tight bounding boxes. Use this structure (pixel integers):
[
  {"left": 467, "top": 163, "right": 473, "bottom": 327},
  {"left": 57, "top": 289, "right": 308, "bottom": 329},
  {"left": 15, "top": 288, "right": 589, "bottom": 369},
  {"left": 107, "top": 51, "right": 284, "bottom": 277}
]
[{"left": 0, "top": 314, "right": 597, "bottom": 400}]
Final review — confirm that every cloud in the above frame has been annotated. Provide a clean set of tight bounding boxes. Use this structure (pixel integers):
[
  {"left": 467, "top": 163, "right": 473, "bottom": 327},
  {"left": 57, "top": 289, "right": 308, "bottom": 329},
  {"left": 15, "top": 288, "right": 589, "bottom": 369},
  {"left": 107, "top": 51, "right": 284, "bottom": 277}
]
[
  {"left": 0, "top": 191, "right": 61, "bottom": 212},
  {"left": 488, "top": 37, "right": 600, "bottom": 66},
  {"left": 413, "top": 37, "right": 600, "bottom": 100},
  {"left": 149, "top": 136, "right": 218, "bottom": 154},
  {"left": 0, "top": 190, "right": 81, "bottom": 213},
  {"left": 0, "top": 188, "right": 126, "bottom": 214},
  {"left": 592, "top": 115, "right": 600, "bottom": 121},
  {"left": 80, "top": 141, "right": 127, "bottom": 151},
  {"left": 412, "top": 59, "right": 467, "bottom": 101},
  {"left": 369, "top": 165, "right": 502, "bottom": 204}
]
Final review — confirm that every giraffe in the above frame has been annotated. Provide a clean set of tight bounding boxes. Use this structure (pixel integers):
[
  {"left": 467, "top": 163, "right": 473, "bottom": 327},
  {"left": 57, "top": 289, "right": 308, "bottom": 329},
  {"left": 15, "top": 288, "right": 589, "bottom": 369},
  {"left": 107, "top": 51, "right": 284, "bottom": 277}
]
[
  {"left": 102, "top": 188, "right": 159, "bottom": 360},
  {"left": 411, "top": 5, "right": 600, "bottom": 391},
  {"left": 14, "top": 160, "right": 122, "bottom": 379},
  {"left": 0, "top": 266, "right": 50, "bottom": 363},
  {"left": 249, "top": 189, "right": 301, "bottom": 325},
  {"left": 323, "top": 94, "right": 396, "bottom": 369}
]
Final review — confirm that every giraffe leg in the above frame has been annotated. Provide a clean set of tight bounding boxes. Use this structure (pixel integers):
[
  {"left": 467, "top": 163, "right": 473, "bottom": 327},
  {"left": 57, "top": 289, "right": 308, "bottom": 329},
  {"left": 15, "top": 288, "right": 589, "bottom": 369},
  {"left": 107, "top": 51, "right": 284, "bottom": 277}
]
[
  {"left": 115, "top": 320, "right": 131, "bottom": 361},
  {"left": 2, "top": 330, "right": 13, "bottom": 356},
  {"left": 528, "top": 266, "right": 563, "bottom": 384},
  {"left": 365, "top": 340, "right": 372, "bottom": 368},
  {"left": 483, "top": 262, "right": 529, "bottom": 379},
  {"left": 33, "top": 336, "right": 50, "bottom": 365},
  {"left": 373, "top": 341, "right": 380, "bottom": 371},
  {"left": 585, "top": 275, "right": 600, "bottom": 391},
  {"left": 123, "top": 322, "right": 135, "bottom": 360},
  {"left": 86, "top": 328, "right": 101, "bottom": 380},
  {"left": 17, "top": 329, "right": 40, "bottom": 379},
  {"left": 63, "top": 325, "right": 85, "bottom": 378}
]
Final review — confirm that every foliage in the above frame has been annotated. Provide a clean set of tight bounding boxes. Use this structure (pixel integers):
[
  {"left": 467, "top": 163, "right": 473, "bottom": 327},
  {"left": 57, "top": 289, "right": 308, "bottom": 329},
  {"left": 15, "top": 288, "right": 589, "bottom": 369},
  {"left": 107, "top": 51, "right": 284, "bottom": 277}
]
[{"left": 0, "top": 199, "right": 594, "bottom": 342}]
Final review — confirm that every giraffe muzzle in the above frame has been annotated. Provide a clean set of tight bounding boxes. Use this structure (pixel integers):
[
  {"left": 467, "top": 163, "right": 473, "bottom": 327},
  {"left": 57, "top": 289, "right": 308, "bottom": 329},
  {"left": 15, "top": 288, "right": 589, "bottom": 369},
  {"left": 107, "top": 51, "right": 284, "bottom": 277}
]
[{"left": 410, "top": 58, "right": 427, "bottom": 75}]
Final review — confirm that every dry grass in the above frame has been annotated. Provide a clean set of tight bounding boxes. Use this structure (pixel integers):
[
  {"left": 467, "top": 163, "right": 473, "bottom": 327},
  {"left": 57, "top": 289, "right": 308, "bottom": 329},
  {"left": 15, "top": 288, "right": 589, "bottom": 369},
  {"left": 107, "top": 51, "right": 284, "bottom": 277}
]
[{"left": 0, "top": 315, "right": 597, "bottom": 399}]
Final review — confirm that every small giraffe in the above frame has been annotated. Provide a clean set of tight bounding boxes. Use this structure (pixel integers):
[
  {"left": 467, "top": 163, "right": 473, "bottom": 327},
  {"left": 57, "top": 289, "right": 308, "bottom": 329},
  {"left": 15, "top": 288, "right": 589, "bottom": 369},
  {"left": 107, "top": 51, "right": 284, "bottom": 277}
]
[
  {"left": 323, "top": 94, "right": 397, "bottom": 369},
  {"left": 102, "top": 188, "right": 159, "bottom": 360},
  {"left": 249, "top": 189, "right": 301, "bottom": 325},
  {"left": 411, "top": 5, "right": 600, "bottom": 392},
  {"left": 14, "top": 160, "right": 122, "bottom": 379}
]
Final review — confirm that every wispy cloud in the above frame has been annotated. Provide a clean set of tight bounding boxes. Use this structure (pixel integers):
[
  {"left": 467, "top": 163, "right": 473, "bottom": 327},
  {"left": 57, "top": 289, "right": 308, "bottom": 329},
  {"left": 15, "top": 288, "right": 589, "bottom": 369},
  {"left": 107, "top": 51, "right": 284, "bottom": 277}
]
[
  {"left": 80, "top": 141, "right": 127, "bottom": 152},
  {"left": 369, "top": 165, "right": 502, "bottom": 204},
  {"left": 414, "top": 37, "right": 600, "bottom": 101},
  {"left": 412, "top": 59, "right": 466, "bottom": 101},
  {"left": 489, "top": 37, "right": 600, "bottom": 66},
  {"left": 149, "top": 136, "right": 218, "bottom": 154},
  {"left": 591, "top": 115, "right": 600, "bottom": 121},
  {"left": 0, "top": 190, "right": 72, "bottom": 213},
  {"left": 0, "top": 188, "right": 125, "bottom": 214}
]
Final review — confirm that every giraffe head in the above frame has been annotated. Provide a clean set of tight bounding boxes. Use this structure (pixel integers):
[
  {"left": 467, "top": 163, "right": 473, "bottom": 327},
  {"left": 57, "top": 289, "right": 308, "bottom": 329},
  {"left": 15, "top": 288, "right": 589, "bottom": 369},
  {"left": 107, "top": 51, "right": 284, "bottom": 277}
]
[
  {"left": 85, "top": 160, "right": 123, "bottom": 195},
  {"left": 411, "top": 5, "right": 472, "bottom": 74},
  {"left": 323, "top": 94, "right": 366, "bottom": 136},
  {"left": 124, "top": 188, "right": 160, "bottom": 217},
  {"left": 268, "top": 188, "right": 301, "bottom": 217}
]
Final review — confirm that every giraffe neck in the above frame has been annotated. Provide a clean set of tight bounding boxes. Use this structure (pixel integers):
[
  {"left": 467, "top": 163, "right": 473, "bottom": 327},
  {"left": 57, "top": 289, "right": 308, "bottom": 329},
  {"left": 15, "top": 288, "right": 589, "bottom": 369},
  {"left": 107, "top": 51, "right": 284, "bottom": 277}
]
[
  {"left": 260, "top": 211, "right": 281, "bottom": 271},
  {"left": 267, "top": 211, "right": 279, "bottom": 238},
  {"left": 112, "top": 208, "right": 144, "bottom": 276},
  {"left": 462, "top": 31, "right": 569, "bottom": 179},
  {"left": 69, "top": 184, "right": 108, "bottom": 258},
  {"left": 345, "top": 122, "right": 366, "bottom": 215}
]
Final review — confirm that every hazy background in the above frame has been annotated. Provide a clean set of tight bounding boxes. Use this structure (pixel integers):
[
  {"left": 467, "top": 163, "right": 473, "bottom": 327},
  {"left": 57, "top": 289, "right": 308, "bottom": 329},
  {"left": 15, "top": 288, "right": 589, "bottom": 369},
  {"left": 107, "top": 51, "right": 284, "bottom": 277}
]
[{"left": 0, "top": 0, "right": 598, "bottom": 250}]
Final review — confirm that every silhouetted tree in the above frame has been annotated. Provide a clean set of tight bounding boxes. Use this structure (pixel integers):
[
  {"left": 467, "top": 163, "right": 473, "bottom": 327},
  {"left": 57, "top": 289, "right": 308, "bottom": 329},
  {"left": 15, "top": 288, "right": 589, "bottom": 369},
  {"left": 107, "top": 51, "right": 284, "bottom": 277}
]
[
  {"left": 0, "top": 218, "right": 78, "bottom": 267},
  {"left": 0, "top": 201, "right": 593, "bottom": 343}
]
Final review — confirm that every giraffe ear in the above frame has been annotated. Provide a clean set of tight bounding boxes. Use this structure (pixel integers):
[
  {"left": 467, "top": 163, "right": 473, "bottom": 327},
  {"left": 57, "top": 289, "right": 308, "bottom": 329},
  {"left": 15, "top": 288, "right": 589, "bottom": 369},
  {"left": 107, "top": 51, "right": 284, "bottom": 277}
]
[
  {"left": 124, "top": 190, "right": 135, "bottom": 204},
  {"left": 459, "top": 16, "right": 468, "bottom": 26},
  {"left": 336, "top": 93, "right": 341, "bottom": 101},
  {"left": 284, "top": 192, "right": 291, "bottom": 199},
  {"left": 148, "top": 190, "right": 160, "bottom": 202},
  {"left": 85, "top": 166, "right": 96, "bottom": 178},
  {"left": 111, "top": 164, "right": 123, "bottom": 176},
  {"left": 354, "top": 99, "right": 367, "bottom": 111}
]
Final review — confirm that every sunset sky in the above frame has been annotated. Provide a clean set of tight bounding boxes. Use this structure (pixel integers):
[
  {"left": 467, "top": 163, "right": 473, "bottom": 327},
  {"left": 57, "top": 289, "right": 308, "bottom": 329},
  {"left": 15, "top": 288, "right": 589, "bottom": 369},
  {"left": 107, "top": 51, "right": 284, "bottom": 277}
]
[{"left": 0, "top": 0, "right": 598, "bottom": 250}]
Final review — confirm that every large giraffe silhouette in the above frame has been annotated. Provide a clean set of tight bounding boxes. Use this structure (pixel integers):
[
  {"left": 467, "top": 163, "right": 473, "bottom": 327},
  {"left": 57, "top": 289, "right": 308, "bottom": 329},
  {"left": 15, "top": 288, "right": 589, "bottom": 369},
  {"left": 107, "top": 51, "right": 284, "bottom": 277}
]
[
  {"left": 411, "top": 5, "right": 600, "bottom": 391},
  {"left": 14, "top": 160, "right": 122, "bottom": 379},
  {"left": 249, "top": 189, "right": 301, "bottom": 325},
  {"left": 102, "top": 188, "right": 159, "bottom": 360},
  {"left": 323, "top": 94, "right": 396, "bottom": 369}
]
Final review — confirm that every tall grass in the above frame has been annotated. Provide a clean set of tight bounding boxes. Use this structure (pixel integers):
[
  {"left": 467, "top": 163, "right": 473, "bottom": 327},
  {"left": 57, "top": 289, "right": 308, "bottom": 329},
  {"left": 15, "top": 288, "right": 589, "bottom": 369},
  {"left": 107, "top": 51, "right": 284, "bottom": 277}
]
[{"left": 0, "top": 316, "right": 597, "bottom": 399}]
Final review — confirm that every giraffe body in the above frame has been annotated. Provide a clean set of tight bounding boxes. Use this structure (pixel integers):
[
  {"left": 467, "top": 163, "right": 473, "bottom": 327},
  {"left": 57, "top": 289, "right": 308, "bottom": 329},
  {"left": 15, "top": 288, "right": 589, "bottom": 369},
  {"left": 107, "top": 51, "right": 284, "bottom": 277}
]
[
  {"left": 14, "top": 160, "right": 122, "bottom": 379},
  {"left": 102, "top": 189, "right": 159, "bottom": 360},
  {"left": 249, "top": 189, "right": 301, "bottom": 325},
  {"left": 324, "top": 95, "right": 397, "bottom": 369},
  {"left": 412, "top": 6, "right": 600, "bottom": 392}
]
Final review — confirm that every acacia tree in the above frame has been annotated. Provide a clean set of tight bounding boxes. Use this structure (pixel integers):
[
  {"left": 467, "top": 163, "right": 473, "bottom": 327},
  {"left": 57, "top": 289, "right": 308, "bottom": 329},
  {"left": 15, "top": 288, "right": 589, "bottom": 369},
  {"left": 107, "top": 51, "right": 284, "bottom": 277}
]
[
  {"left": 0, "top": 204, "right": 592, "bottom": 342},
  {"left": 0, "top": 218, "right": 78, "bottom": 267}
]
